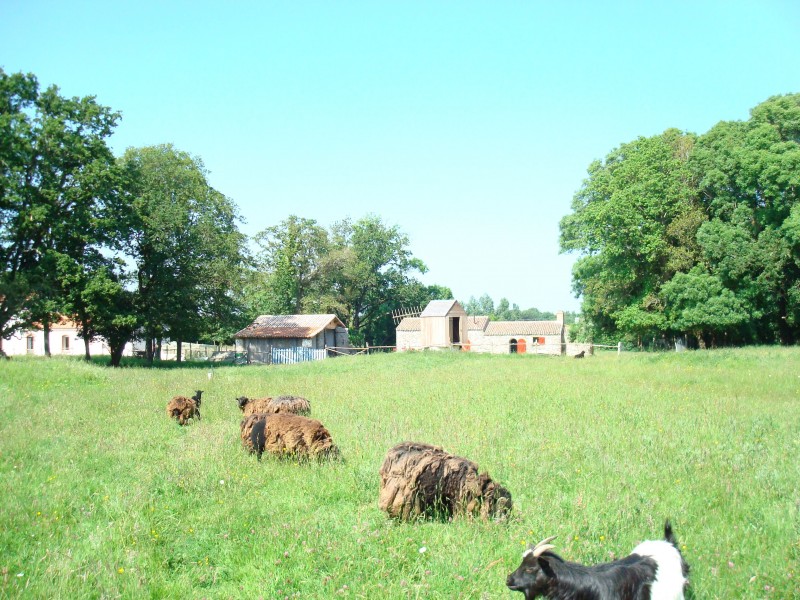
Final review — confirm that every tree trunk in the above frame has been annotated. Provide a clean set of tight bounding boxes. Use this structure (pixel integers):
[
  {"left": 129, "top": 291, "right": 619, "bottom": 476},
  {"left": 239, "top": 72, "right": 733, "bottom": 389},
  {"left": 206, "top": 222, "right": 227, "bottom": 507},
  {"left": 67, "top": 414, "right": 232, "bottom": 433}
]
[
  {"left": 43, "top": 317, "right": 51, "bottom": 357},
  {"left": 110, "top": 341, "right": 126, "bottom": 367},
  {"left": 146, "top": 337, "right": 154, "bottom": 362},
  {"left": 695, "top": 330, "right": 706, "bottom": 350},
  {"left": 84, "top": 337, "right": 92, "bottom": 361},
  {"left": 176, "top": 340, "right": 182, "bottom": 363},
  {"left": 155, "top": 337, "right": 162, "bottom": 360}
]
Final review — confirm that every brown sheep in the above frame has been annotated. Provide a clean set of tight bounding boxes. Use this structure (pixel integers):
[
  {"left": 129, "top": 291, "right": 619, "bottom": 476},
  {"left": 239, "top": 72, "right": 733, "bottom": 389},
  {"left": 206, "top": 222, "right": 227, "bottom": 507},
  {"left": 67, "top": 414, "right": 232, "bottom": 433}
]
[
  {"left": 166, "top": 390, "right": 203, "bottom": 425},
  {"left": 237, "top": 395, "right": 311, "bottom": 416},
  {"left": 378, "top": 441, "right": 512, "bottom": 521},
  {"left": 237, "top": 396, "right": 273, "bottom": 416},
  {"left": 267, "top": 395, "right": 311, "bottom": 415},
  {"left": 239, "top": 413, "right": 264, "bottom": 452},
  {"left": 240, "top": 413, "right": 338, "bottom": 460}
]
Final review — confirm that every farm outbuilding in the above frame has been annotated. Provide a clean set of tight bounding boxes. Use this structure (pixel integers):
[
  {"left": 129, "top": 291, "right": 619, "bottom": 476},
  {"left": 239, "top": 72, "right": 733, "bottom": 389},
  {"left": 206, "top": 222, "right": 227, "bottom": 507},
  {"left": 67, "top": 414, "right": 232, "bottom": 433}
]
[
  {"left": 395, "top": 300, "right": 469, "bottom": 351},
  {"left": 234, "top": 314, "right": 350, "bottom": 364},
  {"left": 396, "top": 300, "right": 568, "bottom": 355}
]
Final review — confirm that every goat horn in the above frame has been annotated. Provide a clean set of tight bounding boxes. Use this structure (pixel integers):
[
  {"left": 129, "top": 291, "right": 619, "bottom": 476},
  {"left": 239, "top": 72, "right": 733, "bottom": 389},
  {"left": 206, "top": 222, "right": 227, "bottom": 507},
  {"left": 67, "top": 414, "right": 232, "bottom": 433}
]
[{"left": 532, "top": 536, "right": 557, "bottom": 557}]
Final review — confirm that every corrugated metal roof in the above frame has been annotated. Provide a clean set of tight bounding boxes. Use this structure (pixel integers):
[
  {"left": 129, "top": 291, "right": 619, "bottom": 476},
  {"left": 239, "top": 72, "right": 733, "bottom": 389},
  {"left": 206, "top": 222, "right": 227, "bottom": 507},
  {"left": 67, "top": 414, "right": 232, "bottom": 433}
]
[
  {"left": 420, "top": 299, "right": 465, "bottom": 317},
  {"left": 396, "top": 317, "right": 421, "bottom": 332},
  {"left": 484, "top": 321, "right": 563, "bottom": 336},
  {"left": 234, "top": 314, "right": 345, "bottom": 339},
  {"left": 464, "top": 316, "right": 489, "bottom": 330}
]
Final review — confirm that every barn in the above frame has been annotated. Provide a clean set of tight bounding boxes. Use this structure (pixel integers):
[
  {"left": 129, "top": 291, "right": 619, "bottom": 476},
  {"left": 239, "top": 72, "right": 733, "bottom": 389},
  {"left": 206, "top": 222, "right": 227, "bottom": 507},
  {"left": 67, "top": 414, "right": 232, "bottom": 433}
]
[
  {"left": 396, "top": 300, "right": 567, "bottom": 355},
  {"left": 234, "top": 314, "right": 350, "bottom": 364}
]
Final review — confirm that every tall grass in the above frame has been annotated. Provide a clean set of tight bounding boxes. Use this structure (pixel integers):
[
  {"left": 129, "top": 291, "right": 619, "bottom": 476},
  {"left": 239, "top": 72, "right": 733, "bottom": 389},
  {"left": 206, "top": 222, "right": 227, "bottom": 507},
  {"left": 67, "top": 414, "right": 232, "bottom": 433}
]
[{"left": 0, "top": 348, "right": 798, "bottom": 598}]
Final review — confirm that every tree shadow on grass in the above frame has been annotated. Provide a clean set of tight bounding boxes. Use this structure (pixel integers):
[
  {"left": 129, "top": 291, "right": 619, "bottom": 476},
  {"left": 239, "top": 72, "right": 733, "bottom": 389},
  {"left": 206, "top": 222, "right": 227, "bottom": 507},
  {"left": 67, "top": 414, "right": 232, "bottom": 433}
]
[{"left": 89, "top": 356, "right": 240, "bottom": 370}]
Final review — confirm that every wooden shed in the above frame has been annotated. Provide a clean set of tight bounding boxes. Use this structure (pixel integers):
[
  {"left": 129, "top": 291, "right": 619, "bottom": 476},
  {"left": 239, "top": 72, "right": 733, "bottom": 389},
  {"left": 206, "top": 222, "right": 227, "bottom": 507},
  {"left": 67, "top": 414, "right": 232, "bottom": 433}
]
[
  {"left": 234, "top": 314, "right": 349, "bottom": 364},
  {"left": 418, "top": 300, "right": 468, "bottom": 349}
]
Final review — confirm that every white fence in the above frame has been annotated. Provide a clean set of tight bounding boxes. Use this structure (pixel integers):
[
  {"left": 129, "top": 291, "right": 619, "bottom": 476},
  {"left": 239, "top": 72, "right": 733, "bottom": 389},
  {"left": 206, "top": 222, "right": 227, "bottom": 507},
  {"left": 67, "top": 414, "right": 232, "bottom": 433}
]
[{"left": 271, "top": 347, "right": 327, "bottom": 364}]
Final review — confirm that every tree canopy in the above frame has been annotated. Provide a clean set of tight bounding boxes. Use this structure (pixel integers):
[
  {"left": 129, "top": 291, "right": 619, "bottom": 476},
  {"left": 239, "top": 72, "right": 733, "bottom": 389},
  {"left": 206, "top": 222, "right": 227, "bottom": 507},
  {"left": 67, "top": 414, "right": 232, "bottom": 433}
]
[
  {"left": 560, "top": 93, "right": 800, "bottom": 347},
  {"left": 0, "top": 68, "right": 120, "bottom": 357}
]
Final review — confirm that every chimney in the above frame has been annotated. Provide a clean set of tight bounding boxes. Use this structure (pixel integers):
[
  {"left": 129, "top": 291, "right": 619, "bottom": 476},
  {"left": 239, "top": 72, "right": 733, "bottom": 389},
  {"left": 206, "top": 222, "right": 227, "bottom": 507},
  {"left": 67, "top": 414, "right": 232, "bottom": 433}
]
[{"left": 556, "top": 311, "right": 564, "bottom": 324}]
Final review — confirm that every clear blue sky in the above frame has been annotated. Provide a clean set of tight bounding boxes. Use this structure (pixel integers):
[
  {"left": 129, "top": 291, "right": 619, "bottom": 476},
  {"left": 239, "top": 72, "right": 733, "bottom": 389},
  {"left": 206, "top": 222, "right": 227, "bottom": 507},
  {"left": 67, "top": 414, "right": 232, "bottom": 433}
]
[{"left": 2, "top": 1, "right": 799, "bottom": 313}]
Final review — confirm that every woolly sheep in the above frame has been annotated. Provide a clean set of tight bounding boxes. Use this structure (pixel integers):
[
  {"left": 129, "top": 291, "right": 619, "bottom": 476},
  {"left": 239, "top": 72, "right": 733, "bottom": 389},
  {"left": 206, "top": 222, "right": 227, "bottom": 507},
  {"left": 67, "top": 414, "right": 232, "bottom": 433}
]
[
  {"left": 166, "top": 390, "right": 203, "bottom": 426},
  {"left": 378, "top": 441, "right": 512, "bottom": 521},
  {"left": 240, "top": 413, "right": 338, "bottom": 460},
  {"left": 236, "top": 395, "right": 311, "bottom": 416}
]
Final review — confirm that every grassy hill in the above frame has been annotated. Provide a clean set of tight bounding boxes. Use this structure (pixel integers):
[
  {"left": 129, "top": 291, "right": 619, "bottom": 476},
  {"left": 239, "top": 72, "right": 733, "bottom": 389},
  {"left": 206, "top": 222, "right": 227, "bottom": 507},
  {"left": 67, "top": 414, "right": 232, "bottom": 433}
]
[{"left": 1, "top": 348, "right": 797, "bottom": 598}]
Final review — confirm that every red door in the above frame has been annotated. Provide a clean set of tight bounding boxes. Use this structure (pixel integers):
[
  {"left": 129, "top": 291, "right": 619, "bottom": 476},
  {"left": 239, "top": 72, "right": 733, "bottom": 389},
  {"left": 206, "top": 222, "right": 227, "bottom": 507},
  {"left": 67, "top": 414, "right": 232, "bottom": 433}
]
[{"left": 517, "top": 338, "right": 527, "bottom": 354}]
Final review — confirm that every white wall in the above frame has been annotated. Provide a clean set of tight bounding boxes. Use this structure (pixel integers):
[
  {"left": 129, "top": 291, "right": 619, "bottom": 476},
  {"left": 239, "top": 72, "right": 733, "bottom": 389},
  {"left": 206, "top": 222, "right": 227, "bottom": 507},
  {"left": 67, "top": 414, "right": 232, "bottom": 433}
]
[{"left": 3, "top": 326, "right": 132, "bottom": 357}]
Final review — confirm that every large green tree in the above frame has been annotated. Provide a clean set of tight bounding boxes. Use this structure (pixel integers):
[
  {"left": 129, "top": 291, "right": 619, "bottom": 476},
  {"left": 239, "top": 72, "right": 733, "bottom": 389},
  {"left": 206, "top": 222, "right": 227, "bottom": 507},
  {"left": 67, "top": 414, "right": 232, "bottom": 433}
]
[
  {"left": 560, "top": 129, "right": 704, "bottom": 345},
  {"left": 250, "top": 214, "right": 433, "bottom": 346},
  {"left": 561, "top": 94, "right": 800, "bottom": 347},
  {"left": 660, "top": 266, "right": 749, "bottom": 348},
  {"left": 119, "top": 145, "right": 247, "bottom": 360},
  {"left": 691, "top": 93, "right": 800, "bottom": 344},
  {"left": 317, "top": 216, "right": 427, "bottom": 345},
  {"left": 0, "top": 69, "right": 119, "bottom": 357},
  {"left": 250, "top": 215, "right": 329, "bottom": 315}
]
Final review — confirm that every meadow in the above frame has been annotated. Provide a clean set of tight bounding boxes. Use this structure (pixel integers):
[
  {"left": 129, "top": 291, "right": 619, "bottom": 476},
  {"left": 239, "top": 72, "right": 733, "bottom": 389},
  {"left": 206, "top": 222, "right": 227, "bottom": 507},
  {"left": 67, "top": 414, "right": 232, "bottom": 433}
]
[{"left": 0, "top": 347, "right": 798, "bottom": 599}]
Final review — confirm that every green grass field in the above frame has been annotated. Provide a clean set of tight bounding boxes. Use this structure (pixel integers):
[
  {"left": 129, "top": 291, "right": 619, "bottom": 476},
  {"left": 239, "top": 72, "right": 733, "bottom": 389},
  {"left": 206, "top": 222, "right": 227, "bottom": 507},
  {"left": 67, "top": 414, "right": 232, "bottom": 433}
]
[{"left": 1, "top": 347, "right": 798, "bottom": 598}]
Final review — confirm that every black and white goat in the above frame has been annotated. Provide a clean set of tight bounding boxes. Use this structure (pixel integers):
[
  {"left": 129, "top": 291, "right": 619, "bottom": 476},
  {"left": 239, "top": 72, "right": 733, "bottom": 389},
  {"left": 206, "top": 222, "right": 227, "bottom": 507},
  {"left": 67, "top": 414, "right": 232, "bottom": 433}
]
[{"left": 506, "top": 520, "right": 689, "bottom": 599}]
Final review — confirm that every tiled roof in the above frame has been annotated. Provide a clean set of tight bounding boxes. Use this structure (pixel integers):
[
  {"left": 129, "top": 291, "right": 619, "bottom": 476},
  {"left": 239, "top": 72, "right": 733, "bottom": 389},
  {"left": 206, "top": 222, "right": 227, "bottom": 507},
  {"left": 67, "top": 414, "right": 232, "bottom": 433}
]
[
  {"left": 235, "top": 314, "right": 345, "bottom": 339},
  {"left": 464, "top": 316, "right": 489, "bottom": 330},
  {"left": 484, "top": 321, "right": 563, "bottom": 336},
  {"left": 396, "top": 317, "right": 421, "bottom": 332},
  {"left": 420, "top": 300, "right": 464, "bottom": 317}
]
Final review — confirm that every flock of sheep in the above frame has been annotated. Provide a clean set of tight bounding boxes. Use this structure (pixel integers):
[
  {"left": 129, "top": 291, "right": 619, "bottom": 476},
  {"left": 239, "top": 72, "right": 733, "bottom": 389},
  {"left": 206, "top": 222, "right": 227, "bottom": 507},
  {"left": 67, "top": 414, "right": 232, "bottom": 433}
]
[
  {"left": 166, "top": 390, "right": 511, "bottom": 519},
  {"left": 165, "top": 390, "right": 689, "bottom": 599}
]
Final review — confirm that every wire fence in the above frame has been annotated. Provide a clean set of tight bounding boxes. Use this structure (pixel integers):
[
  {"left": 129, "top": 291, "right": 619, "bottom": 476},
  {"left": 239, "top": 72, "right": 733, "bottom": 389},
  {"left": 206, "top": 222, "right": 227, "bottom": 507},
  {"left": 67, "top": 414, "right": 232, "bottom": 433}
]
[
  {"left": 230, "top": 340, "right": 621, "bottom": 365},
  {"left": 156, "top": 343, "right": 236, "bottom": 362}
]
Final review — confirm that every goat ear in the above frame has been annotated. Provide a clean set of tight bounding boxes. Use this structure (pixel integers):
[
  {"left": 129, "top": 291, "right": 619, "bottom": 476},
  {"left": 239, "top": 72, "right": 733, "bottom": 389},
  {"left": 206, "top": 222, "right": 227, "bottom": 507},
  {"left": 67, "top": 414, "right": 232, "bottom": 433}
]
[{"left": 538, "top": 557, "right": 557, "bottom": 579}]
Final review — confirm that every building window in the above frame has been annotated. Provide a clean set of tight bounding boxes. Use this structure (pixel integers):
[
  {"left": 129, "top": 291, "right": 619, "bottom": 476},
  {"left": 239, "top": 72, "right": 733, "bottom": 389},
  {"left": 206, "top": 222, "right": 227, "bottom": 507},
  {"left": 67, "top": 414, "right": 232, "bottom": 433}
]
[
  {"left": 26, "top": 336, "right": 34, "bottom": 351},
  {"left": 61, "top": 335, "right": 70, "bottom": 351}
]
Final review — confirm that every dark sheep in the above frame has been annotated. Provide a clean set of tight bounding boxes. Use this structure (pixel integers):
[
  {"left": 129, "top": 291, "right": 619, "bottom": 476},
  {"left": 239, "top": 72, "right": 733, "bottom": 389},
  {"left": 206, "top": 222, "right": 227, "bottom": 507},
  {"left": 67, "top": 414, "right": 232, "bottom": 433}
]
[
  {"left": 378, "top": 441, "right": 512, "bottom": 521},
  {"left": 166, "top": 390, "right": 203, "bottom": 425},
  {"left": 240, "top": 413, "right": 338, "bottom": 460}
]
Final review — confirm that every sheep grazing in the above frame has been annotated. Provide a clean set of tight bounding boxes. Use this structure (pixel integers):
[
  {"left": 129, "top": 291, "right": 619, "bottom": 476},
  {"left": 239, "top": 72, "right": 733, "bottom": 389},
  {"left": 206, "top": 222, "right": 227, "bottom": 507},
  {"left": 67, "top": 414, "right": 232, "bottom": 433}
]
[
  {"left": 574, "top": 350, "right": 585, "bottom": 359},
  {"left": 268, "top": 395, "right": 311, "bottom": 415},
  {"left": 506, "top": 520, "right": 690, "bottom": 599},
  {"left": 237, "top": 396, "right": 273, "bottom": 417},
  {"left": 240, "top": 413, "right": 338, "bottom": 460},
  {"left": 378, "top": 441, "right": 512, "bottom": 521},
  {"left": 236, "top": 395, "right": 311, "bottom": 416},
  {"left": 166, "top": 390, "right": 203, "bottom": 425}
]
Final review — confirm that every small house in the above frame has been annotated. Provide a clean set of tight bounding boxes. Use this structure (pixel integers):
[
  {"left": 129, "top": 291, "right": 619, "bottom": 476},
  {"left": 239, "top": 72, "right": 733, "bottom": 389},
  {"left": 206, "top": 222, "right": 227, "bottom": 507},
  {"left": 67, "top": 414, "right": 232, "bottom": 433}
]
[
  {"left": 2, "top": 317, "right": 132, "bottom": 357},
  {"left": 234, "top": 314, "right": 350, "bottom": 364}
]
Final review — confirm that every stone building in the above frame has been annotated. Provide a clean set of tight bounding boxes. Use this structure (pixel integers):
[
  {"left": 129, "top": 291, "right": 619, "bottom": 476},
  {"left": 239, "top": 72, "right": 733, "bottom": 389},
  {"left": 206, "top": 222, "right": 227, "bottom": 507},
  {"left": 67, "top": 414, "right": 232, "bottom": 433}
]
[{"left": 396, "top": 300, "right": 567, "bottom": 355}]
